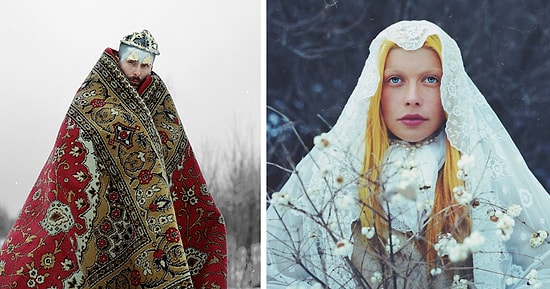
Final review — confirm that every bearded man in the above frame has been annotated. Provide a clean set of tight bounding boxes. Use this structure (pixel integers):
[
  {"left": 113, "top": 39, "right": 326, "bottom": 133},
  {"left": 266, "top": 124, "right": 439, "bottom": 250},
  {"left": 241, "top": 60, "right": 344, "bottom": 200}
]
[{"left": 0, "top": 30, "right": 227, "bottom": 289}]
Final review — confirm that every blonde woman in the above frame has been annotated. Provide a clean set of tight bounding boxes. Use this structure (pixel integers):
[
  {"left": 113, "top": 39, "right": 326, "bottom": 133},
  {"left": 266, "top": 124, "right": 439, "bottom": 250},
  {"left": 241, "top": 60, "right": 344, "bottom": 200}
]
[{"left": 267, "top": 20, "right": 550, "bottom": 288}]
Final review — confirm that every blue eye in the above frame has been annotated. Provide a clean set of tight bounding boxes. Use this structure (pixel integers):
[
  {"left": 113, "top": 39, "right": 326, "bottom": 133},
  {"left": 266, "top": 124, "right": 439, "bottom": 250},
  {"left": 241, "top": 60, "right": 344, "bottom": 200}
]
[
  {"left": 425, "top": 76, "right": 439, "bottom": 83},
  {"left": 388, "top": 76, "right": 401, "bottom": 84}
]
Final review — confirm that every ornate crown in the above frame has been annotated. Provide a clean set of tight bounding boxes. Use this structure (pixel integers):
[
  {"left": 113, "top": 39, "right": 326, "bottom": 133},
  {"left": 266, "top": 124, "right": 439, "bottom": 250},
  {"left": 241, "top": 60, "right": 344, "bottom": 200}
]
[{"left": 120, "top": 29, "right": 160, "bottom": 55}]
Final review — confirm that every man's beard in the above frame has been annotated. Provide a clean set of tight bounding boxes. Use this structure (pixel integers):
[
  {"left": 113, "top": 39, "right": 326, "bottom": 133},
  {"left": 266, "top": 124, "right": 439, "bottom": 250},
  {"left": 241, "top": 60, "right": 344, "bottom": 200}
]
[{"left": 128, "top": 76, "right": 143, "bottom": 88}]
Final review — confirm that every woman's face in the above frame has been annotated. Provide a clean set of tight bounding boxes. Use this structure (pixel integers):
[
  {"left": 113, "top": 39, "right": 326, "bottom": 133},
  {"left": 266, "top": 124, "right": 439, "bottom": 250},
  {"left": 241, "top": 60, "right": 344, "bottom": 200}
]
[{"left": 381, "top": 47, "right": 445, "bottom": 143}]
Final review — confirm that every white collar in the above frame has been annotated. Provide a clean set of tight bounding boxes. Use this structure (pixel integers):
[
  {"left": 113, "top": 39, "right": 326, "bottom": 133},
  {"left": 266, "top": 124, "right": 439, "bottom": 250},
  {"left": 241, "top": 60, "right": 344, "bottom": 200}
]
[{"left": 380, "top": 131, "right": 446, "bottom": 233}]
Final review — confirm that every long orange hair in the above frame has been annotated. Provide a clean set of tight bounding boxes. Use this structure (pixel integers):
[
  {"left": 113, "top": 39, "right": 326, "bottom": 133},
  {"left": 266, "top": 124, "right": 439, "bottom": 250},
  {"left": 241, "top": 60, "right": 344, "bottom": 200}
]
[{"left": 358, "top": 35, "right": 471, "bottom": 268}]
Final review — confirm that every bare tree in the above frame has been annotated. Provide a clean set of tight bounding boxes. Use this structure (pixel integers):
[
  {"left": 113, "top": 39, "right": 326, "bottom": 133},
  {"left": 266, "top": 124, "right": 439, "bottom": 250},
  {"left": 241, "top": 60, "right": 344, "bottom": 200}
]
[
  {"left": 0, "top": 206, "right": 13, "bottom": 238},
  {"left": 199, "top": 115, "right": 260, "bottom": 288}
]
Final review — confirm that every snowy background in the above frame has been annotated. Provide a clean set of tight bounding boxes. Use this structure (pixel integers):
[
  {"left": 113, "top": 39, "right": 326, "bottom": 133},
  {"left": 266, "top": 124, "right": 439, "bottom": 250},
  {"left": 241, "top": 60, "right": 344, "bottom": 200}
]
[{"left": 0, "top": 0, "right": 259, "bottom": 219}]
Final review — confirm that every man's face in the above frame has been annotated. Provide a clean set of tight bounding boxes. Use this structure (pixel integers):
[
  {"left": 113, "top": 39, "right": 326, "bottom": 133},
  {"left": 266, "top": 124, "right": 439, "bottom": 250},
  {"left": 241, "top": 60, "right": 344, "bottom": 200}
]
[{"left": 119, "top": 58, "right": 153, "bottom": 89}]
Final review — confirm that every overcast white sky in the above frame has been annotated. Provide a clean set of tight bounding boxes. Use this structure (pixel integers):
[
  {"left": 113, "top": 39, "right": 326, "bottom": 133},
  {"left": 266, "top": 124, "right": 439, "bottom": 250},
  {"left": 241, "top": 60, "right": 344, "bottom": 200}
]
[{"left": 0, "top": 0, "right": 261, "bottom": 218}]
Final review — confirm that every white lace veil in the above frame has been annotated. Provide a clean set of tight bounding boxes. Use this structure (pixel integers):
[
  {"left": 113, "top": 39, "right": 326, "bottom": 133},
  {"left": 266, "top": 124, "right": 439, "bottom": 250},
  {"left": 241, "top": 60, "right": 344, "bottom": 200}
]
[{"left": 267, "top": 20, "right": 550, "bottom": 289}]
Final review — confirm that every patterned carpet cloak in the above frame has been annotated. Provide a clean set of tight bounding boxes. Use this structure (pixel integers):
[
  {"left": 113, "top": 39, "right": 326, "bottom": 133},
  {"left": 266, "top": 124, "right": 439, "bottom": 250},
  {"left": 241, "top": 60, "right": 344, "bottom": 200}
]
[{"left": 0, "top": 48, "right": 227, "bottom": 289}]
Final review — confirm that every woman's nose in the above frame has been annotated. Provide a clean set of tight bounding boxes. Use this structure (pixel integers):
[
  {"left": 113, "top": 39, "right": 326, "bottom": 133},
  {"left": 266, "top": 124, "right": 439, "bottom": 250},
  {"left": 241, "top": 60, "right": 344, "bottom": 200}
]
[{"left": 405, "top": 84, "right": 421, "bottom": 106}]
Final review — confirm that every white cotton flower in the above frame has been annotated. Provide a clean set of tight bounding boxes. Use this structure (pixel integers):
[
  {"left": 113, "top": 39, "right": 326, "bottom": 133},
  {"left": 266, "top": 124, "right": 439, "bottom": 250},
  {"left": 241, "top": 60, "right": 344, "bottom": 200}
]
[
  {"left": 430, "top": 267, "right": 442, "bottom": 276},
  {"left": 453, "top": 185, "right": 472, "bottom": 205},
  {"left": 457, "top": 154, "right": 475, "bottom": 171},
  {"left": 436, "top": 231, "right": 484, "bottom": 263},
  {"left": 402, "top": 167, "right": 419, "bottom": 180},
  {"left": 456, "top": 169, "right": 466, "bottom": 180},
  {"left": 361, "top": 226, "right": 375, "bottom": 239},
  {"left": 526, "top": 269, "right": 542, "bottom": 289},
  {"left": 385, "top": 235, "right": 401, "bottom": 253},
  {"left": 370, "top": 271, "right": 382, "bottom": 284},
  {"left": 405, "top": 159, "right": 417, "bottom": 169},
  {"left": 529, "top": 230, "right": 548, "bottom": 248},
  {"left": 313, "top": 132, "right": 332, "bottom": 149},
  {"left": 506, "top": 204, "right": 523, "bottom": 218},
  {"left": 270, "top": 192, "right": 292, "bottom": 209},
  {"left": 389, "top": 163, "right": 422, "bottom": 200},
  {"left": 452, "top": 274, "right": 468, "bottom": 289},
  {"left": 434, "top": 233, "right": 457, "bottom": 257},
  {"left": 463, "top": 231, "right": 485, "bottom": 253},
  {"left": 395, "top": 179, "right": 417, "bottom": 200},
  {"left": 335, "top": 239, "right": 353, "bottom": 256},
  {"left": 390, "top": 192, "right": 407, "bottom": 204},
  {"left": 448, "top": 243, "right": 469, "bottom": 262},
  {"left": 496, "top": 213, "right": 515, "bottom": 241}
]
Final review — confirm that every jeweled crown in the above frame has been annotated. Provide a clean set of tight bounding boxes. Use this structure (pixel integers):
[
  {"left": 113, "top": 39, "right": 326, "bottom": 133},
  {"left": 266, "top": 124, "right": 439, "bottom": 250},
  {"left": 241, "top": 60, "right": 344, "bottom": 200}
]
[{"left": 120, "top": 29, "right": 160, "bottom": 56}]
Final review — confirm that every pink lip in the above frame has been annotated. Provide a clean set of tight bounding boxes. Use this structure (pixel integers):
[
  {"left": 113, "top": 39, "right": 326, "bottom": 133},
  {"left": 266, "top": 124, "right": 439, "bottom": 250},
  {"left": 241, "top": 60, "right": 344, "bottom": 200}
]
[{"left": 398, "top": 114, "right": 427, "bottom": 126}]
